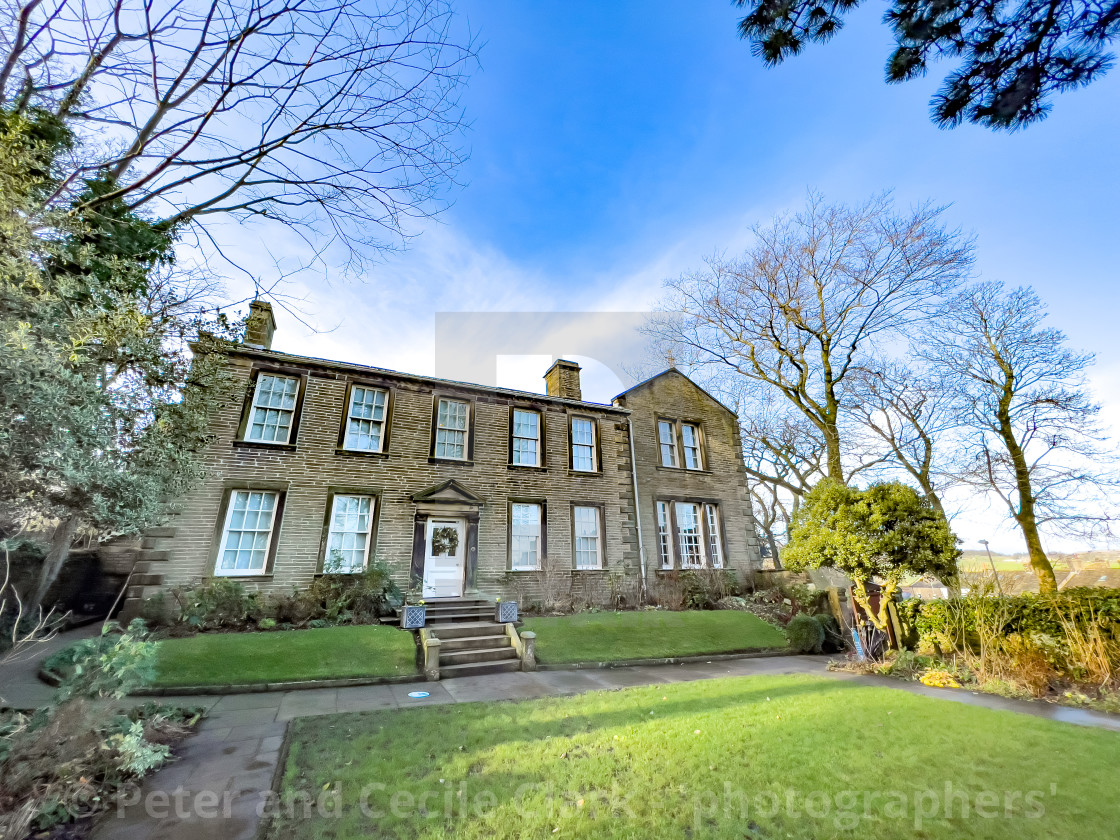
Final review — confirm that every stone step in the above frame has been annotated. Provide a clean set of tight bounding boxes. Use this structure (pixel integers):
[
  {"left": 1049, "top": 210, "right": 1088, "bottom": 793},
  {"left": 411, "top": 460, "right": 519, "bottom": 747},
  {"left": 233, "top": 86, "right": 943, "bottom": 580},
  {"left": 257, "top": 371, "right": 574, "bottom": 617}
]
[
  {"left": 436, "top": 634, "right": 510, "bottom": 651},
  {"left": 441, "top": 646, "right": 518, "bottom": 665},
  {"left": 423, "top": 601, "right": 492, "bottom": 612},
  {"left": 422, "top": 612, "right": 497, "bottom": 624},
  {"left": 426, "top": 621, "right": 505, "bottom": 639},
  {"left": 439, "top": 658, "right": 521, "bottom": 678}
]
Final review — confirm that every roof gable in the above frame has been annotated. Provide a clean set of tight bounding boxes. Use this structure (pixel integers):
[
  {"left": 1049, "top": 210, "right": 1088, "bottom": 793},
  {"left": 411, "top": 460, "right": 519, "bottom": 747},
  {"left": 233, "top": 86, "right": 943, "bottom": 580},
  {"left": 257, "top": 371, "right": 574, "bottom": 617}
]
[{"left": 613, "top": 368, "right": 737, "bottom": 417}]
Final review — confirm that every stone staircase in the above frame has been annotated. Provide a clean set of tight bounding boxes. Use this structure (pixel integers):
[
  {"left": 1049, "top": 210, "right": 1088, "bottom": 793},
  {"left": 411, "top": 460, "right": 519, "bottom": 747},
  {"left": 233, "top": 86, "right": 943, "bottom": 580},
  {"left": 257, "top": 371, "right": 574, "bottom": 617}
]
[{"left": 393, "top": 597, "right": 521, "bottom": 677}]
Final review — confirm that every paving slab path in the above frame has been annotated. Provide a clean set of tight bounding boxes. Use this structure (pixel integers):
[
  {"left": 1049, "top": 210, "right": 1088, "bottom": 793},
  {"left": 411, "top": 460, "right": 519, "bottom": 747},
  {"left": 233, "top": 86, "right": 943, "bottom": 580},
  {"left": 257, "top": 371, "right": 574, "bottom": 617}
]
[{"left": 4, "top": 628, "right": 1118, "bottom": 840}]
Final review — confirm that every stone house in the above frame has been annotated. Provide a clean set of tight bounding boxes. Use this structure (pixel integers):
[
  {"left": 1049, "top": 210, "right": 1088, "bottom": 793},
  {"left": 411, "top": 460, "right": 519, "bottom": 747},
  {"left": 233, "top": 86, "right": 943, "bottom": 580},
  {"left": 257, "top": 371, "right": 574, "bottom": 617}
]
[{"left": 123, "top": 302, "right": 762, "bottom": 613}]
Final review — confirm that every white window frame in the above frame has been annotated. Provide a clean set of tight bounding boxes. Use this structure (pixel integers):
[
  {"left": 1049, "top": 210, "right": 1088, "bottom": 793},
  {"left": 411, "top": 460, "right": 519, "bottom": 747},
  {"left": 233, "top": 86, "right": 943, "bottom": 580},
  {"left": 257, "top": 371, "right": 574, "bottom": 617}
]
[
  {"left": 573, "top": 505, "right": 603, "bottom": 570},
  {"left": 675, "top": 501, "right": 704, "bottom": 569},
  {"left": 215, "top": 490, "right": 279, "bottom": 576},
  {"left": 434, "top": 398, "right": 470, "bottom": 460},
  {"left": 510, "top": 502, "right": 542, "bottom": 571},
  {"left": 681, "top": 423, "right": 703, "bottom": 470},
  {"left": 704, "top": 503, "right": 723, "bottom": 568},
  {"left": 656, "top": 500, "right": 674, "bottom": 569},
  {"left": 323, "top": 494, "right": 376, "bottom": 573},
  {"left": 343, "top": 386, "right": 388, "bottom": 452},
  {"left": 246, "top": 373, "right": 300, "bottom": 444},
  {"left": 512, "top": 408, "right": 542, "bottom": 467},
  {"left": 570, "top": 416, "right": 597, "bottom": 472},
  {"left": 658, "top": 420, "right": 678, "bottom": 468}
]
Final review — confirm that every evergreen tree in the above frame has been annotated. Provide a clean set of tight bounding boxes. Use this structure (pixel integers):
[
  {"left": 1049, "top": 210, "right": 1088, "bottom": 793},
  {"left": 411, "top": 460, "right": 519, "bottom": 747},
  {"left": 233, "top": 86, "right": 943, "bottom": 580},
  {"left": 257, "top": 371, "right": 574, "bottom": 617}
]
[
  {"left": 734, "top": 0, "right": 1119, "bottom": 128},
  {"left": 0, "top": 109, "right": 239, "bottom": 609}
]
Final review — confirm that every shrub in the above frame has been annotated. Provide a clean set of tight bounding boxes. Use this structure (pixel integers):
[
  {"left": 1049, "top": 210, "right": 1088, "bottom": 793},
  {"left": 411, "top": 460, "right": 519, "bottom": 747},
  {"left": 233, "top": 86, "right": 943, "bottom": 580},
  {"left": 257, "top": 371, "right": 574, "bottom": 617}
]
[
  {"left": 786, "top": 613, "right": 825, "bottom": 653},
  {"left": 650, "top": 576, "right": 685, "bottom": 611},
  {"left": 781, "top": 583, "right": 824, "bottom": 614},
  {"left": 680, "top": 569, "right": 739, "bottom": 610},
  {"left": 47, "top": 620, "right": 157, "bottom": 699},
  {"left": 172, "top": 578, "right": 260, "bottom": 630},
  {"left": 0, "top": 623, "right": 189, "bottom": 837},
  {"left": 298, "top": 560, "right": 400, "bottom": 624},
  {"left": 812, "top": 613, "right": 845, "bottom": 653},
  {"left": 139, "top": 591, "right": 169, "bottom": 627},
  {"left": 879, "top": 649, "right": 932, "bottom": 679}
]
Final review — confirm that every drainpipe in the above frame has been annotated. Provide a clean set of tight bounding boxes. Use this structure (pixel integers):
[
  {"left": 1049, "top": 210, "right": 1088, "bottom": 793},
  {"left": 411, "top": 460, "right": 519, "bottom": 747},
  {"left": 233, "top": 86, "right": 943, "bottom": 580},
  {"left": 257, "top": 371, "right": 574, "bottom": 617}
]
[{"left": 626, "top": 416, "right": 649, "bottom": 604}]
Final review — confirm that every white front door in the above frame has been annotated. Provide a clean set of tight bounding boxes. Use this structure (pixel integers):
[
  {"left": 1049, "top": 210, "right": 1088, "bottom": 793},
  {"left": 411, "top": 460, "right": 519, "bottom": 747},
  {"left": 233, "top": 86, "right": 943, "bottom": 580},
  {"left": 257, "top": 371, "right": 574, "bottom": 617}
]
[{"left": 422, "top": 518, "right": 466, "bottom": 598}]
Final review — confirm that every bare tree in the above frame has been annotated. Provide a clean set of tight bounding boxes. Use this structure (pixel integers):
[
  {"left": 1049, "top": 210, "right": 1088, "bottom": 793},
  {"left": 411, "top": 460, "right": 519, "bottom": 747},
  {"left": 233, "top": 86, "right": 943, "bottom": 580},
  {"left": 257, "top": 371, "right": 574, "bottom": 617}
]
[
  {"left": 652, "top": 192, "right": 974, "bottom": 485},
  {"left": 0, "top": 0, "right": 472, "bottom": 267},
  {"left": 923, "top": 282, "right": 1117, "bottom": 593},
  {"left": 847, "top": 360, "right": 958, "bottom": 517}
]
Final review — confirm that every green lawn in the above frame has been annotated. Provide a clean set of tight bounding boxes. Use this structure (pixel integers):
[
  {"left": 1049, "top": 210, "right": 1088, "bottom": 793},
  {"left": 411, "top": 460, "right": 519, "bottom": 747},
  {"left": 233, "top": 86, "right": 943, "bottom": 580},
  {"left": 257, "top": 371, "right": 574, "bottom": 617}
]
[
  {"left": 153, "top": 625, "right": 417, "bottom": 687},
  {"left": 520, "top": 610, "right": 786, "bottom": 664},
  {"left": 265, "top": 675, "right": 1120, "bottom": 840}
]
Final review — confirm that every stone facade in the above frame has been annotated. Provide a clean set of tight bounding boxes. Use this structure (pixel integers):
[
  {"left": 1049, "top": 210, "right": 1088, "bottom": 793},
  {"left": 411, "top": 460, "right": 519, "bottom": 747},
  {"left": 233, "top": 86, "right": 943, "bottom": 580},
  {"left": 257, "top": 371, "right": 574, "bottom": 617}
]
[
  {"left": 612, "top": 369, "right": 762, "bottom": 580},
  {"left": 128, "top": 325, "right": 762, "bottom": 612}
]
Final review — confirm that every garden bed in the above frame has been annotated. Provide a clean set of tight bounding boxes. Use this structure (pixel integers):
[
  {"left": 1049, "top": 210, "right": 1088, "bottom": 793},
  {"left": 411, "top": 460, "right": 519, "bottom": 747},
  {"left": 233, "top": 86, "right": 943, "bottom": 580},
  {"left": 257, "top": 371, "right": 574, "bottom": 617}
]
[
  {"left": 151, "top": 625, "right": 417, "bottom": 688},
  {"left": 264, "top": 673, "right": 1120, "bottom": 839},
  {"left": 520, "top": 609, "right": 786, "bottom": 664}
]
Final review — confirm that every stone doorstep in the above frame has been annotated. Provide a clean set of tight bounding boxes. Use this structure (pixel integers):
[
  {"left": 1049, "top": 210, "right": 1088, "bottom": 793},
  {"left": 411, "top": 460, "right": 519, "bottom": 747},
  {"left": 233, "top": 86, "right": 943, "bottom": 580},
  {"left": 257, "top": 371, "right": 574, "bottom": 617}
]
[{"left": 535, "top": 646, "right": 796, "bottom": 671}]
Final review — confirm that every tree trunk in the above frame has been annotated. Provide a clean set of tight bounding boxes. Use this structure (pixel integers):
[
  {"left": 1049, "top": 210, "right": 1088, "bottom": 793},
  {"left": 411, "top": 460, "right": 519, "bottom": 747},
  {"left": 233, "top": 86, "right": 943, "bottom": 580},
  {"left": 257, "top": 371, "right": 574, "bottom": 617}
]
[
  {"left": 1018, "top": 513, "right": 1057, "bottom": 594},
  {"left": 30, "top": 513, "right": 83, "bottom": 610},
  {"left": 994, "top": 379, "right": 1057, "bottom": 594},
  {"left": 823, "top": 422, "right": 844, "bottom": 483},
  {"left": 850, "top": 581, "right": 888, "bottom": 632},
  {"left": 766, "top": 531, "right": 782, "bottom": 570}
]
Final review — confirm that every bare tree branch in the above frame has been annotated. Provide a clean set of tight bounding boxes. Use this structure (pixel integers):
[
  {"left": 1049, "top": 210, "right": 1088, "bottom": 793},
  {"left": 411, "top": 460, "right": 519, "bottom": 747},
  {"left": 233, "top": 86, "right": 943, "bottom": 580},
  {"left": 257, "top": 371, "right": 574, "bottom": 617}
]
[{"left": 1, "top": 0, "right": 474, "bottom": 270}]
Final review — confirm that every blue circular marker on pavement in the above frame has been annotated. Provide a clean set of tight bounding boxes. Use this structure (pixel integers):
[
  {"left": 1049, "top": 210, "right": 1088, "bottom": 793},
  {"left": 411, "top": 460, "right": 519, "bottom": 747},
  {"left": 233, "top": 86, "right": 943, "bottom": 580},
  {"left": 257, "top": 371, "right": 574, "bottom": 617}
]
[{"left": 407, "top": 691, "right": 430, "bottom": 699}]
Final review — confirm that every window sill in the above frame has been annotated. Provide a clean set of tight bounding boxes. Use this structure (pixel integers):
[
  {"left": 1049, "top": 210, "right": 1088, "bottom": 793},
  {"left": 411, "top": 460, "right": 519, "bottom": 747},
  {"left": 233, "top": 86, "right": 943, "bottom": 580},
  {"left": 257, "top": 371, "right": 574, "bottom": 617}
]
[
  {"left": 573, "top": 567, "right": 605, "bottom": 573},
  {"left": 429, "top": 456, "right": 473, "bottom": 466},
  {"left": 233, "top": 440, "right": 296, "bottom": 452},
  {"left": 507, "top": 464, "right": 547, "bottom": 473},
  {"left": 568, "top": 469, "right": 602, "bottom": 477},
  {"left": 508, "top": 567, "right": 542, "bottom": 573},
  {"left": 334, "top": 448, "right": 389, "bottom": 459},
  {"left": 654, "top": 464, "right": 711, "bottom": 475},
  {"left": 213, "top": 572, "right": 274, "bottom": 579}
]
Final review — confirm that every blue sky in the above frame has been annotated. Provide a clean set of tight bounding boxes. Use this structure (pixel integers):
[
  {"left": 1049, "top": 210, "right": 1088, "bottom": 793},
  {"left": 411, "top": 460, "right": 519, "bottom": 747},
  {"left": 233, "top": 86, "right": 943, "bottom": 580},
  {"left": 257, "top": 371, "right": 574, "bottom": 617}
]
[{"left": 228, "top": 0, "right": 1120, "bottom": 552}]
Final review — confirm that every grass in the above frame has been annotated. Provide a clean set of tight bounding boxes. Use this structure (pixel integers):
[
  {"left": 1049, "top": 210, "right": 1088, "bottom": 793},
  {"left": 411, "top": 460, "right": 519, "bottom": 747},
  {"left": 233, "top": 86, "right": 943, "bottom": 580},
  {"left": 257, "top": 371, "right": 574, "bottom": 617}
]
[
  {"left": 265, "top": 674, "right": 1120, "bottom": 840},
  {"left": 153, "top": 625, "right": 417, "bottom": 687},
  {"left": 520, "top": 610, "right": 786, "bottom": 664}
]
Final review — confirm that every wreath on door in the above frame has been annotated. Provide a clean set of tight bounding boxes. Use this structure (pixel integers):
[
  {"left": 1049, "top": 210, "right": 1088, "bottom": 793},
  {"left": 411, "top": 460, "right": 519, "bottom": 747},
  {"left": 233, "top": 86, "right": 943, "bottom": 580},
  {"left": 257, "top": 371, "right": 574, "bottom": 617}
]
[{"left": 431, "top": 526, "right": 459, "bottom": 556}]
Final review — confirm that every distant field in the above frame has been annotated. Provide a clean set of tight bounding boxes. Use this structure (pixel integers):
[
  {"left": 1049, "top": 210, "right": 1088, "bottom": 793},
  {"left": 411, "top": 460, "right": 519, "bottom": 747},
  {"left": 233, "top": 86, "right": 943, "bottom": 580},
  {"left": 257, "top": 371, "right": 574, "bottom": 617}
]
[{"left": 958, "top": 551, "right": 1120, "bottom": 571}]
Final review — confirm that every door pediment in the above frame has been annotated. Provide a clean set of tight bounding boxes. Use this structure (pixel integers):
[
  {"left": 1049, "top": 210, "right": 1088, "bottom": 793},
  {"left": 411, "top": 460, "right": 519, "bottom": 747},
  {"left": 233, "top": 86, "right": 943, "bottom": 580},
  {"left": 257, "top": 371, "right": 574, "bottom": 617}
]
[{"left": 410, "top": 478, "right": 486, "bottom": 507}]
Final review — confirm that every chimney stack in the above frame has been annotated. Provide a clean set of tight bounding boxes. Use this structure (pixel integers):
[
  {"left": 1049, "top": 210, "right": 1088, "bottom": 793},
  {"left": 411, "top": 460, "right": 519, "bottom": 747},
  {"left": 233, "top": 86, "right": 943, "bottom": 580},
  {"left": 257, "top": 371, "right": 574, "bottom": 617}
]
[
  {"left": 245, "top": 299, "right": 276, "bottom": 350},
  {"left": 544, "top": 359, "right": 582, "bottom": 401}
]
